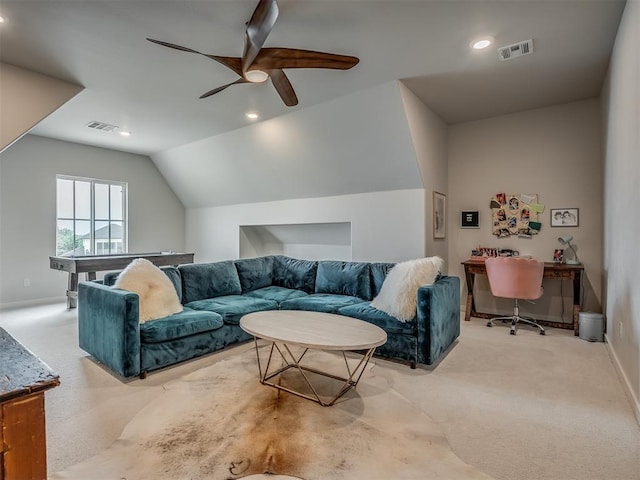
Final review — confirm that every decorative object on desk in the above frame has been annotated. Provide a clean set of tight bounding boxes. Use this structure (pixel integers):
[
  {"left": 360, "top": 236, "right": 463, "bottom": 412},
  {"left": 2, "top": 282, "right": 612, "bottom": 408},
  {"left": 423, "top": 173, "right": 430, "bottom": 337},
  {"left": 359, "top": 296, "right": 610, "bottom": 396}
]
[
  {"left": 461, "top": 210, "right": 479, "bottom": 228},
  {"left": 550, "top": 208, "right": 579, "bottom": 227},
  {"left": 491, "top": 193, "right": 539, "bottom": 237},
  {"left": 557, "top": 235, "right": 580, "bottom": 264},
  {"left": 433, "top": 191, "right": 446, "bottom": 239},
  {"left": 553, "top": 249, "right": 564, "bottom": 263}
]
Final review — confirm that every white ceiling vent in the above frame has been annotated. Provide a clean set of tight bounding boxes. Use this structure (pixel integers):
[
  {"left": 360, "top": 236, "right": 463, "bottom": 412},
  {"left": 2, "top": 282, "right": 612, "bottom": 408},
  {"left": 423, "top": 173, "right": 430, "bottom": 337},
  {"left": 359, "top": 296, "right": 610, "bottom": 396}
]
[
  {"left": 86, "top": 121, "right": 119, "bottom": 132},
  {"left": 498, "top": 39, "right": 534, "bottom": 61}
]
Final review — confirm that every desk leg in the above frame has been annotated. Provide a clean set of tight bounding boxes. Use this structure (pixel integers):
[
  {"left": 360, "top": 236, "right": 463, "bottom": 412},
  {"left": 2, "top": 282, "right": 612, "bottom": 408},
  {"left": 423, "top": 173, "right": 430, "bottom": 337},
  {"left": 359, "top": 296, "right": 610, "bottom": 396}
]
[
  {"left": 572, "top": 272, "right": 581, "bottom": 336},
  {"left": 464, "top": 269, "right": 475, "bottom": 322},
  {"left": 66, "top": 273, "right": 78, "bottom": 309}
]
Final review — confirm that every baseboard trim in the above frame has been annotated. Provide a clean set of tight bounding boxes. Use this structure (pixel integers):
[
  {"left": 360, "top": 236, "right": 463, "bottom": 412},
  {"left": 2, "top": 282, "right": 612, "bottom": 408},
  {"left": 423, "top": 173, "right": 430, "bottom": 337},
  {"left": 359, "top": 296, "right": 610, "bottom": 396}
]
[
  {"left": 0, "top": 296, "right": 67, "bottom": 311},
  {"left": 604, "top": 333, "right": 640, "bottom": 426}
]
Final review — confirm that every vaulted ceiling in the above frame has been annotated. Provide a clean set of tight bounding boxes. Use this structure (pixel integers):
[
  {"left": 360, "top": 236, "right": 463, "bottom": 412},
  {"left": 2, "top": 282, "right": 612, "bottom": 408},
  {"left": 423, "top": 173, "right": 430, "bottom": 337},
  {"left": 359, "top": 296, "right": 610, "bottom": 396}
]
[{"left": 0, "top": 0, "right": 626, "bottom": 156}]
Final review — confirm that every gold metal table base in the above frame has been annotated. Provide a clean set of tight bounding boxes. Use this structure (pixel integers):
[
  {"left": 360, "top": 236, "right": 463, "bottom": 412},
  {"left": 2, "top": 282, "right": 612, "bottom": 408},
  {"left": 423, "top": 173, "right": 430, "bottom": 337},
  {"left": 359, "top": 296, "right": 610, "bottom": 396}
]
[{"left": 251, "top": 338, "right": 376, "bottom": 407}]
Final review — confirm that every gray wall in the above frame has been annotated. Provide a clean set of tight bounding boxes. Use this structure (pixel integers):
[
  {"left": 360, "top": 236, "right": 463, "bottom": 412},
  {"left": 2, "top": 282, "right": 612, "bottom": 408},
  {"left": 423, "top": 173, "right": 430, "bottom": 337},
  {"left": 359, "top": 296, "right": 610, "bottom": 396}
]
[
  {"left": 0, "top": 135, "right": 186, "bottom": 307},
  {"left": 601, "top": 0, "right": 640, "bottom": 422},
  {"left": 448, "top": 99, "right": 604, "bottom": 324},
  {"left": 398, "top": 82, "right": 449, "bottom": 264}
]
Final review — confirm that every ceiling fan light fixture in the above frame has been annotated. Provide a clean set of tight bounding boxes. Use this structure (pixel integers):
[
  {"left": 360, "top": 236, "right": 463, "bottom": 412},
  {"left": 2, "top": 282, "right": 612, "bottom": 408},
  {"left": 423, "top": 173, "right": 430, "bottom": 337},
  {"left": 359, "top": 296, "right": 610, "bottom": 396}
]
[
  {"left": 471, "top": 38, "right": 493, "bottom": 50},
  {"left": 245, "top": 69, "right": 269, "bottom": 83}
]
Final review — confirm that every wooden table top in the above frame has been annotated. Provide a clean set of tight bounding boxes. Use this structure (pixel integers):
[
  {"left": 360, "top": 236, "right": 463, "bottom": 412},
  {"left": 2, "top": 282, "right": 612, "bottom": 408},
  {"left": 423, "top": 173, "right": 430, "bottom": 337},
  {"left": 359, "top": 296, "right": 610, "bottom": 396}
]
[
  {"left": 240, "top": 310, "right": 387, "bottom": 351},
  {"left": 0, "top": 328, "right": 60, "bottom": 403}
]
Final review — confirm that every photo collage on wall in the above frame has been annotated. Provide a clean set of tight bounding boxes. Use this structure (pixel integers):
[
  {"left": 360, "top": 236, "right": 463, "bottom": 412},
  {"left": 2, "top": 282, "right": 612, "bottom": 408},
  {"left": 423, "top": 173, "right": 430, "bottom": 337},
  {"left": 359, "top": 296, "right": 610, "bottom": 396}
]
[{"left": 491, "top": 193, "right": 543, "bottom": 238}]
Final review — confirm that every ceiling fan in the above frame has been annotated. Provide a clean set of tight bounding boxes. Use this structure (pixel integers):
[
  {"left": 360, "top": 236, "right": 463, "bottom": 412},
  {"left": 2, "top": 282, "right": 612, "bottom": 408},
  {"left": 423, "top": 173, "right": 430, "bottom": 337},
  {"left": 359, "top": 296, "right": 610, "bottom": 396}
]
[{"left": 147, "top": 0, "right": 359, "bottom": 107}]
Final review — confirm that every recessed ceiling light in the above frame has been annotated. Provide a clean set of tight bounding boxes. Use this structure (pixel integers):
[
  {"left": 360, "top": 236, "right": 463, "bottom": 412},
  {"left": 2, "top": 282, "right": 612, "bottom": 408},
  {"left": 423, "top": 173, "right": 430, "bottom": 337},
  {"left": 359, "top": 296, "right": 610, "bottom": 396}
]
[
  {"left": 472, "top": 38, "right": 493, "bottom": 50},
  {"left": 119, "top": 130, "right": 131, "bottom": 137},
  {"left": 246, "top": 112, "right": 259, "bottom": 120}
]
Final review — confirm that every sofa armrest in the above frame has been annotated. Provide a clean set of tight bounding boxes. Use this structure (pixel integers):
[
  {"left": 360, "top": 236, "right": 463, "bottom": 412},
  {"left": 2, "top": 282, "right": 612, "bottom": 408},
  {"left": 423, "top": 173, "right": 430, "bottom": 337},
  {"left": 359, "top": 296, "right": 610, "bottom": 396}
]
[
  {"left": 416, "top": 275, "right": 461, "bottom": 365},
  {"left": 78, "top": 281, "right": 141, "bottom": 377}
]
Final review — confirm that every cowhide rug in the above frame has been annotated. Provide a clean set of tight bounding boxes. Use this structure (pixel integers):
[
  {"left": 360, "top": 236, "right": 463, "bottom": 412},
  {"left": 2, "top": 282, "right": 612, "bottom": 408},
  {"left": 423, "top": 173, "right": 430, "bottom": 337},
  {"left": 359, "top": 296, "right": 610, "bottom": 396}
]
[{"left": 52, "top": 348, "right": 493, "bottom": 480}]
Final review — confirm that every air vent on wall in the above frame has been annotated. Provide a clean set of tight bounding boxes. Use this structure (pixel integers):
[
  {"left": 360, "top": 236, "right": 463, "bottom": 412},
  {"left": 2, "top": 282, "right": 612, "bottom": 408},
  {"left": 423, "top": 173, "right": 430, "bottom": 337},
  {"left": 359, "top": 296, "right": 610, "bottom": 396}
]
[
  {"left": 86, "top": 121, "right": 119, "bottom": 132},
  {"left": 498, "top": 39, "right": 534, "bottom": 61}
]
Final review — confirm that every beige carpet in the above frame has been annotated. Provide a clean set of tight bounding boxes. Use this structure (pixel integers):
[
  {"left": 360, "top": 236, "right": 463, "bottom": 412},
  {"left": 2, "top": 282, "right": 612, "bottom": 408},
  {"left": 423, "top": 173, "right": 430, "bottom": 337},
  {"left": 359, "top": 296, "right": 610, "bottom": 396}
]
[
  {"left": 50, "top": 348, "right": 492, "bottom": 479},
  {"left": 0, "top": 302, "right": 638, "bottom": 480}
]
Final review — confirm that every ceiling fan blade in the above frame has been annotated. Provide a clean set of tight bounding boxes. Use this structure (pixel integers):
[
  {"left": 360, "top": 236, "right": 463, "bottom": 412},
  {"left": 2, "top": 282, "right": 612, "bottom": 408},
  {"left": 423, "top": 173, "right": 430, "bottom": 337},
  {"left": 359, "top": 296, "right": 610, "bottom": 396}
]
[
  {"left": 242, "top": 0, "right": 279, "bottom": 74},
  {"left": 199, "top": 78, "right": 248, "bottom": 99},
  {"left": 253, "top": 48, "right": 359, "bottom": 70},
  {"left": 147, "top": 38, "right": 202, "bottom": 54},
  {"left": 269, "top": 69, "right": 298, "bottom": 107},
  {"left": 147, "top": 38, "right": 244, "bottom": 76}
]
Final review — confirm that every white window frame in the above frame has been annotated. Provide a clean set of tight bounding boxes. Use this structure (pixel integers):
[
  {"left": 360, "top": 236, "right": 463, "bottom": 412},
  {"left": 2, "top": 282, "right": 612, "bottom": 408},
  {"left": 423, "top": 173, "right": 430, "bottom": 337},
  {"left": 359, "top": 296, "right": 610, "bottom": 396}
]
[{"left": 56, "top": 175, "right": 128, "bottom": 256}]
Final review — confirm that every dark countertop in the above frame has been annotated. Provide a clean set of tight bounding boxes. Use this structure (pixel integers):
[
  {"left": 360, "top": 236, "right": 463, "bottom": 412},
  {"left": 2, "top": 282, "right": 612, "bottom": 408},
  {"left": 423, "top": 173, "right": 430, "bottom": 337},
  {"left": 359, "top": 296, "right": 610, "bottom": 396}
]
[{"left": 0, "top": 327, "right": 60, "bottom": 403}]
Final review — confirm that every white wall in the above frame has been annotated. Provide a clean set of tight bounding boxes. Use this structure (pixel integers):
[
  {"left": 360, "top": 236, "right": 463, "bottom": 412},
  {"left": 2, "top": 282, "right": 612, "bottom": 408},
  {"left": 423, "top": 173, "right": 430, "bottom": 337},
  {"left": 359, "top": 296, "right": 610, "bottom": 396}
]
[
  {"left": 601, "top": 0, "right": 639, "bottom": 422},
  {"left": 398, "top": 82, "right": 449, "bottom": 263},
  {"left": 448, "top": 99, "right": 604, "bottom": 323},
  {"left": 0, "top": 135, "right": 186, "bottom": 307},
  {"left": 152, "top": 82, "right": 422, "bottom": 209},
  {"left": 187, "top": 189, "right": 426, "bottom": 264},
  {"left": 0, "top": 63, "right": 83, "bottom": 152}
]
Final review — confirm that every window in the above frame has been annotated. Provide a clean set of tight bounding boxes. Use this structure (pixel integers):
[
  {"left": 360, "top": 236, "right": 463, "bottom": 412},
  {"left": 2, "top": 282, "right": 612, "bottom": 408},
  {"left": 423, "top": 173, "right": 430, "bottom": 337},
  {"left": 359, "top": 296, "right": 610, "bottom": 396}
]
[{"left": 56, "top": 175, "right": 127, "bottom": 256}]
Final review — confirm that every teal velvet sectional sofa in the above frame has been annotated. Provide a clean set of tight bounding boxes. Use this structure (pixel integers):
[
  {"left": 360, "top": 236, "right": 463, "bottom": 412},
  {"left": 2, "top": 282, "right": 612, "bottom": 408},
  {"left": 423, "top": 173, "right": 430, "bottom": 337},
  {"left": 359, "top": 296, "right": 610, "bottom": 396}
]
[{"left": 78, "top": 255, "right": 460, "bottom": 378}]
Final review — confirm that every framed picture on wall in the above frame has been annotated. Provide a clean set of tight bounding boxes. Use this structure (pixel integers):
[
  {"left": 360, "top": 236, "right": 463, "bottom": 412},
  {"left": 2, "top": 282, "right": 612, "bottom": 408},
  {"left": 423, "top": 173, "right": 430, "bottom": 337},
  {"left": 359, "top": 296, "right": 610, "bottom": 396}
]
[
  {"left": 461, "top": 210, "right": 479, "bottom": 228},
  {"left": 433, "top": 191, "right": 446, "bottom": 239},
  {"left": 550, "top": 208, "right": 579, "bottom": 227}
]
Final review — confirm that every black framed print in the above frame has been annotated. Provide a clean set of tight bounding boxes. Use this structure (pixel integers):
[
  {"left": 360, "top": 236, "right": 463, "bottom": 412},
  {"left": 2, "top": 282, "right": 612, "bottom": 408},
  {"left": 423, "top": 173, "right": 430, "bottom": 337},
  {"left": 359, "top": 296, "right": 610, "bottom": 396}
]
[
  {"left": 550, "top": 208, "right": 579, "bottom": 227},
  {"left": 461, "top": 211, "right": 479, "bottom": 228}
]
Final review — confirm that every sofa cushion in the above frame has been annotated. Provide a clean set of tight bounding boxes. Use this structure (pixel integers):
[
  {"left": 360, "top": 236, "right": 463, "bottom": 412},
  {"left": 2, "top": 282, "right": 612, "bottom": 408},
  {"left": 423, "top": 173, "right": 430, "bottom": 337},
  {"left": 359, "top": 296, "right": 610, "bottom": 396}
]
[
  {"left": 185, "top": 295, "right": 278, "bottom": 325},
  {"left": 104, "top": 266, "right": 183, "bottom": 302},
  {"left": 273, "top": 256, "right": 317, "bottom": 293},
  {"left": 244, "top": 286, "right": 308, "bottom": 304},
  {"left": 280, "top": 294, "right": 365, "bottom": 314},
  {"left": 315, "top": 261, "right": 372, "bottom": 300},
  {"left": 179, "top": 261, "right": 242, "bottom": 303},
  {"left": 140, "top": 308, "right": 224, "bottom": 343},
  {"left": 338, "top": 302, "right": 416, "bottom": 335},
  {"left": 113, "top": 259, "right": 183, "bottom": 322},
  {"left": 235, "top": 256, "right": 274, "bottom": 293},
  {"left": 370, "top": 262, "right": 395, "bottom": 298},
  {"left": 371, "top": 257, "right": 443, "bottom": 322}
]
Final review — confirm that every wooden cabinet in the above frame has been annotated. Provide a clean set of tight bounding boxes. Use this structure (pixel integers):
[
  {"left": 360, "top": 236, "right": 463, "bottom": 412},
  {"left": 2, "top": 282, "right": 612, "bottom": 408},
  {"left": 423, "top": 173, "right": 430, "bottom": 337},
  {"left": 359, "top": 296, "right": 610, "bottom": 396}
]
[{"left": 1, "top": 328, "right": 59, "bottom": 480}]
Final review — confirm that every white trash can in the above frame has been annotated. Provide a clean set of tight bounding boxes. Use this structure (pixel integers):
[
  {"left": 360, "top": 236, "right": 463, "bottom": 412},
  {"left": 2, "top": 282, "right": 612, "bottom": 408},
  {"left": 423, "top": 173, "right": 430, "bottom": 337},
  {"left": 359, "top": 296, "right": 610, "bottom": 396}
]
[{"left": 579, "top": 312, "right": 604, "bottom": 342}]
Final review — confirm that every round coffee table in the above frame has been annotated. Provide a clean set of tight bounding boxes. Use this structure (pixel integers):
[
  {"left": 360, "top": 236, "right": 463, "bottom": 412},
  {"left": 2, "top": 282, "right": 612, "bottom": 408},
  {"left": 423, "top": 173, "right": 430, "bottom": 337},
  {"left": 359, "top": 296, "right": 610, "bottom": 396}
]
[{"left": 240, "top": 310, "right": 387, "bottom": 407}]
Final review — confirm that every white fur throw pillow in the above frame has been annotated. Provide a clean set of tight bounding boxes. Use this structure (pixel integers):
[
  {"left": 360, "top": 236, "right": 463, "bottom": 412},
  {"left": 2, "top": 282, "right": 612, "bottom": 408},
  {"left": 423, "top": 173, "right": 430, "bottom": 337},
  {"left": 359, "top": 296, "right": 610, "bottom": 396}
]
[
  {"left": 370, "top": 256, "right": 444, "bottom": 322},
  {"left": 114, "top": 258, "right": 182, "bottom": 323}
]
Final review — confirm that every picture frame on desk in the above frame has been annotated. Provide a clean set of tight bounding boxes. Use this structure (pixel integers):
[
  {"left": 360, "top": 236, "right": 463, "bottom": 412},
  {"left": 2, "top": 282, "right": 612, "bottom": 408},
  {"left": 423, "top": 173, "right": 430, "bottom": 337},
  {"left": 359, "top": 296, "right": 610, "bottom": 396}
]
[{"left": 550, "top": 208, "right": 579, "bottom": 227}]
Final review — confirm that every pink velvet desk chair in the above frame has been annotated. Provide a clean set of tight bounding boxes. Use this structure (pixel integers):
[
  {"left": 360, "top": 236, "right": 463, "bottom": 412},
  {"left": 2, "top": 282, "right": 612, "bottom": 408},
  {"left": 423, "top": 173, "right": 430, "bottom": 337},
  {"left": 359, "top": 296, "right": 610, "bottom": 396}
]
[{"left": 484, "top": 257, "right": 545, "bottom": 335}]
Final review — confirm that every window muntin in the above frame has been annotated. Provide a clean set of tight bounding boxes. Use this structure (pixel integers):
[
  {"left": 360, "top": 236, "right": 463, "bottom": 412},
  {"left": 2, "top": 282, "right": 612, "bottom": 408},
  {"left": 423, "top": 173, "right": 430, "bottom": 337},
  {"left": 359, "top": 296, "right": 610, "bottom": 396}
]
[{"left": 56, "top": 175, "right": 127, "bottom": 256}]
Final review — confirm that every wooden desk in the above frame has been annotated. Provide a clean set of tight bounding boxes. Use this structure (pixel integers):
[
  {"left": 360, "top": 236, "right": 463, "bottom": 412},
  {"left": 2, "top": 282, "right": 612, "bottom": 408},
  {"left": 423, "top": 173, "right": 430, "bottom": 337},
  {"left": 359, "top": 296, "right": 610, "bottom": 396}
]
[
  {"left": 50, "top": 252, "right": 194, "bottom": 308},
  {"left": 462, "top": 259, "right": 584, "bottom": 335},
  {"left": 1, "top": 328, "right": 60, "bottom": 480}
]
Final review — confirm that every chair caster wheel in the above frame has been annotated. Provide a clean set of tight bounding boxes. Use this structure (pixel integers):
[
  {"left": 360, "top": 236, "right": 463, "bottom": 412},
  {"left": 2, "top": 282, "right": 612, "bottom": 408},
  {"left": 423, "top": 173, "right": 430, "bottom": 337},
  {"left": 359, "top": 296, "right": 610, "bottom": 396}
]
[
  {"left": 410, "top": 361, "right": 417, "bottom": 369},
  {"left": 486, "top": 322, "right": 492, "bottom": 327},
  {"left": 510, "top": 330, "right": 516, "bottom": 335},
  {"left": 540, "top": 330, "right": 546, "bottom": 335}
]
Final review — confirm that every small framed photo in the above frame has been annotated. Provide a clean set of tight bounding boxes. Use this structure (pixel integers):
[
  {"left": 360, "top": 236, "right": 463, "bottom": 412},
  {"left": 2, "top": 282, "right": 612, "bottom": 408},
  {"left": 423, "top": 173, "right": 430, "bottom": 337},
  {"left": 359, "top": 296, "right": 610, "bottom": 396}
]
[
  {"left": 553, "top": 249, "right": 564, "bottom": 263},
  {"left": 433, "top": 191, "right": 446, "bottom": 239},
  {"left": 461, "top": 210, "right": 479, "bottom": 228},
  {"left": 550, "top": 208, "right": 579, "bottom": 227}
]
